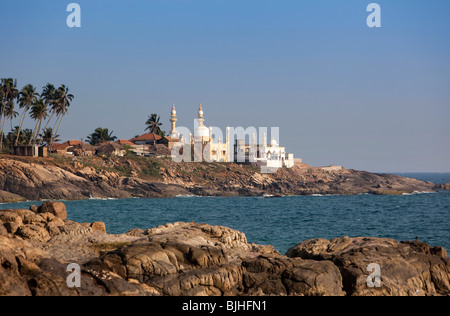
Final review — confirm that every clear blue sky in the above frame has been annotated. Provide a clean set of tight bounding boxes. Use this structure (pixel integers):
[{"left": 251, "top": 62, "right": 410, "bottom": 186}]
[{"left": 1, "top": 0, "right": 449, "bottom": 172}]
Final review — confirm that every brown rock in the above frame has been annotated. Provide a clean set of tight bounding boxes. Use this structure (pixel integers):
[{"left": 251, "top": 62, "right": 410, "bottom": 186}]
[
  {"left": 0, "top": 221, "right": 8, "bottom": 236},
  {"left": 0, "top": 211, "right": 23, "bottom": 227},
  {"left": 39, "top": 212, "right": 56, "bottom": 222},
  {"left": 91, "top": 222, "right": 107, "bottom": 233},
  {"left": 4, "top": 222, "right": 20, "bottom": 234},
  {"left": 38, "top": 202, "right": 67, "bottom": 220},
  {"left": 16, "top": 224, "right": 51, "bottom": 242},
  {"left": 287, "top": 237, "right": 450, "bottom": 296}
]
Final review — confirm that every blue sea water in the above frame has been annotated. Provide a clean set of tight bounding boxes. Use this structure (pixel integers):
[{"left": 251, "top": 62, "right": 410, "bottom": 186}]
[{"left": 2, "top": 173, "right": 449, "bottom": 254}]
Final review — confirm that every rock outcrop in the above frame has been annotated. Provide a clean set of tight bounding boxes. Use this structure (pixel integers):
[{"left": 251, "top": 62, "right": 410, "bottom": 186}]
[
  {"left": 0, "top": 156, "right": 438, "bottom": 203},
  {"left": 286, "top": 237, "right": 450, "bottom": 296},
  {"left": 436, "top": 183, "right": 450, "bottom": 191},
  {"left": 0, "top": 202, "right": 448, "bottom": 296}
]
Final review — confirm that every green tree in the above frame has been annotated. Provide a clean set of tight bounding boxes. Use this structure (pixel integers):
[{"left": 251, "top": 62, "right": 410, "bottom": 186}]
[
  {"left": 87, "top": 127, "right": 117, "bottom": 146},
  {"left": 50, "top": 84, "right": 74, "bottom": 149},
  {"left": 10, "top": 127, "right": 33, "bottom": 146},
  {"left": 4, "top": 101, "right": 18, "bottom": 132},
  {"left": 39, "top": 83, "right": 57, "bottom": 144},
  {"left": 16, "top": 83, "right": 39, "bottom": 146},
  {"left": 39, "top": 127, "right": 60, "bottom": 146},
  {"left": 145, "top": 114, "right": 165, "bottom": 136},
  {"left": 29, "top": 99, "right": 48, "bottom": 145},
  {"left": 1, "top": 78, "right": 20, "bottom": 149}
]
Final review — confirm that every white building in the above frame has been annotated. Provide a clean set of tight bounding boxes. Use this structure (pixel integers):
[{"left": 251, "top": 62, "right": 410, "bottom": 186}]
[{"left": 169, "top": 104, "right": 295, "bottom": 168}]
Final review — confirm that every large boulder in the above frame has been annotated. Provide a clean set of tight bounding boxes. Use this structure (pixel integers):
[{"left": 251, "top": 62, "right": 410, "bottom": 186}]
[
  {"left": 38, "top": 202, "right": 67, "bottom": 220},
  {"left": 286, "top": 237, "right": 450, "bottom": 296}
]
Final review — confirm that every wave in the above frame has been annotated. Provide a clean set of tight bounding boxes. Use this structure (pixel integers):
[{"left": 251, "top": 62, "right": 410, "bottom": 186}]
[
  {"left": 175, "top": 194, "right": 199, "bottom": 198},
  {"left": 88, "top": 196, "right": 117, "bottom": 201},
  {"left": 402, "top": 191, "right": 436, "bottom": 196}
]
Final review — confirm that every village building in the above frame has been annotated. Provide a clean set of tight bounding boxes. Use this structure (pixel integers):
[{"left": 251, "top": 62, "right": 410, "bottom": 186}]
[
  {"left": 11, "top": 145, "right": 49, "bottom": 158},
  {"left": 52, "top": 140, "right": 83, "bottom": 155},
  {"left": 159, "top": 136, "right": 180, "bottom": 150},
  {"left": 72, "top": 143, "right": 96, "bottom": 157},
  {"left": 115, "top": 139, "right": 135, "bottom": 146},
  {"left": 96, "top": 142, "right": 126, "bottom": 156},
  {"left": 129, "top": 133, "right": 162, "bottom": 145}
]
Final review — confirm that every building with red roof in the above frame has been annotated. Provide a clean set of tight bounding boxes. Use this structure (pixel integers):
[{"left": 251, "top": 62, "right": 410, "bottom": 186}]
[{"left": 129, "top": 133, "right": 162, "bottom": 145}]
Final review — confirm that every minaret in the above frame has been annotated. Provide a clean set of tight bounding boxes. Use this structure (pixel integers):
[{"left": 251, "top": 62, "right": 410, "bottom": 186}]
[
  {"left": 170, "top": 103, "right": 178, "bottom": 137},
  {"left": 226, "top": 126, "right": 230, "bottom": 162},
  {"left": 198, "top": 103, "right": 205, "bottom": 127},
  {"left": 261, "top": 132, "right": 267, "bottom": 159}
]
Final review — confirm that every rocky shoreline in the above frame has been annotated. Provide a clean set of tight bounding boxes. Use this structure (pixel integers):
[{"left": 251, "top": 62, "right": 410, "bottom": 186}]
[
  {"left": 1, "top": 202, "right": 449, "bottom": 296},
  {"left": 0, "top": 155, "right": 443, "bottom": 203}
]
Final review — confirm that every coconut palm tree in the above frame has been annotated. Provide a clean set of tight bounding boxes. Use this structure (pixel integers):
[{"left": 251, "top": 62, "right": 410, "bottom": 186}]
[
  {"left": 39, "top": 83, "right": 57, "bottom": 144},
  {"left": 5, "top": 101, "right": 18, "bottom": 132},
  {"left": 145, "top": 114, "right": 164, "bottom": 136},
  {"left": 39, "top": 128, "right": 60, "bottom": 146},
  {"left": 29, "top": 99, "right": 48, "bottom": 145},
  {"left": 86, "top": 127, "right": 117, "bottom": 146},
  {"left": 16, "top": 84, "right": 39, "bottom": 146},
  {"left": 50, "top": 84, "right": 74, "bottom": 149},
  {"left": 1, "top": 78, "right": 19, "bottom": 149}
]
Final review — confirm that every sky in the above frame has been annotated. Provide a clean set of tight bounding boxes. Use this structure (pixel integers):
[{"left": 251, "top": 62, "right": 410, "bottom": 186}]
[{"left": 0, "top": 0, "right": 449, "bottom": 172}]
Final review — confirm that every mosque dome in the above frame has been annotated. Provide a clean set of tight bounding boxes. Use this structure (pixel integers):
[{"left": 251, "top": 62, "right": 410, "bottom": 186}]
[
  {"left": 195, "top": 125, "right": 210, "bottom": 139},
  {"left": 270, "top": 138, "right": 278, "bottom": 147}
]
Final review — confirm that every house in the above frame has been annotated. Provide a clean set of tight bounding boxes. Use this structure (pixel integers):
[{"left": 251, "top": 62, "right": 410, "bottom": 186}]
[
  {"left": 129, "top": 133, "right": 162, "bottom": 145},
  {"left": 158, "top": 136, "right": 180, "bottom": 150},
  {"left": 52, "top": 140, "right": 83, "bottom": 155},
  {"left": 11, "top": 145, "right": 49, "bottom": 158},
  {"left": 96, "top": 142, "right": 126, "bottom": 156},
  {"left": 115, "top": 139, "right": 135, "bottom": 146},
  {"left": 72, "top": 143, "right": 96, "bottom": 157}
]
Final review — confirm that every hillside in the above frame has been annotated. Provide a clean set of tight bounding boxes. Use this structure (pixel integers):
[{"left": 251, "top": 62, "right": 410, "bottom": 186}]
[{"left": 0, "top": 154, "right": 438, "bottom": 203}]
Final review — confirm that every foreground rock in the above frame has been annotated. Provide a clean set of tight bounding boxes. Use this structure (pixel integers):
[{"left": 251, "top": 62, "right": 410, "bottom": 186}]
[
  {"left": 1, "top": 202, "right": 449, "bottom": 296},
  {"left": 286, "top": 237, "right": 450, "bottom": 296}
]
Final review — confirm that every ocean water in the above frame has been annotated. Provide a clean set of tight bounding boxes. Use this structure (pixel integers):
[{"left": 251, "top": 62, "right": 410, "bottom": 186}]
[{"left": 2, "top": 173, "right": 449, "bottom": 254}]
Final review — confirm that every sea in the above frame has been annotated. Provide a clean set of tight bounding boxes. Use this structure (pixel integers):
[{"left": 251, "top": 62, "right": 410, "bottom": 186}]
[{"left": 2, "top": 173, "right": 449, "bottom": 255}]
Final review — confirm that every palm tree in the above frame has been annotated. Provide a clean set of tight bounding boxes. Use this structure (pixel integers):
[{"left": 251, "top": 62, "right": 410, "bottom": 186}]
[
  {"left": 5, "top": 101, "right": 18, "bottom": 132},
  {"left": 39, "top": 128, "right": 60, "bottom": 146},
  {"left": 145, "top": 114, "right": 164, "bottom": 136},
  {"left": 1, "top": 78, "right": 19, "bottom": 149},
  {"left": 39, "top": 83, "right": 57, "bottom": 143},
  {"left": 21, "top": 128, "right": 33, "bottom": 145},
  {"left": 16, "top": 84, "right": 39, "bottom": 146},
  {"left": 29, "top": 99, "right": 48, "bottom": 145},
  {"left": 50, "top": 84, "right": 74, "bottom": 149},
  {"left": 86, "top": 127, "right": 117, "bottom": 146}
]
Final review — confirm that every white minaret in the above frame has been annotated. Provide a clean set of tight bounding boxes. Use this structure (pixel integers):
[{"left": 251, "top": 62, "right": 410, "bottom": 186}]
[
  {"left": 261, "top": 132, "right": 267, "bottom": 159},
  {"left": 170, "top": 103, "right": 178, "bottom": 138},
  {"left": 226, "top": 126, "right": 230, "bottom": 162},
  {"left": 198, "top": 103, "right": 205, "bottom": 127}
]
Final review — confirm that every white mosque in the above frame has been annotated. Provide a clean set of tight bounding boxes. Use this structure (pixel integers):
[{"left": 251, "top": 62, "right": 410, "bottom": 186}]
[{"left": 169, "top": 104, "right": 295, "bottom": 169}]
